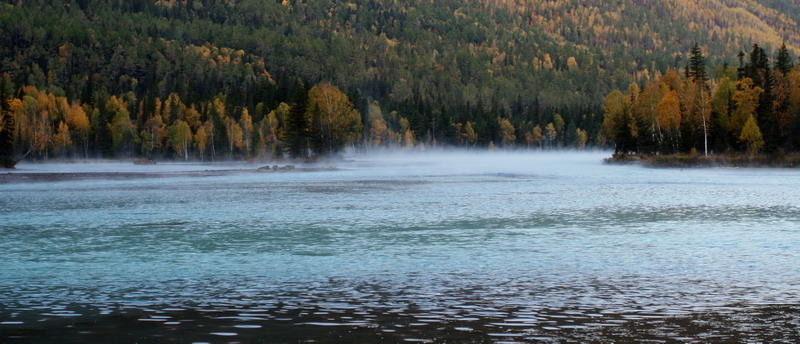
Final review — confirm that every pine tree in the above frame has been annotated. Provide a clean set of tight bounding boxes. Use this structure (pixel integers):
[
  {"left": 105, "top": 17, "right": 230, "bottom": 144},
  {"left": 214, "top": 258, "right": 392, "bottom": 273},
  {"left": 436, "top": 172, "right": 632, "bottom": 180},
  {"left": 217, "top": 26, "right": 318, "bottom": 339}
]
[
  {"left": 689, "top": 43, "right": 708, "bottom": 84},
  {"left": 755, "top": 47, "right": 778, "bottom": 152},
  {"left": 775, "top": 43, "right": 793, "bottom": 75},
  {"left": 283, "top": 79, "right": 309, "bottom": 159}
]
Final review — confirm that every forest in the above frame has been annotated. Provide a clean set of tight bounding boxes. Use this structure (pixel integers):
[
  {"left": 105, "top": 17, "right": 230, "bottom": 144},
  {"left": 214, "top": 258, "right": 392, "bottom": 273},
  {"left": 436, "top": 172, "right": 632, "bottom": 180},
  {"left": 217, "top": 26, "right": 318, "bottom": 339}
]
[
  {"left": 603, "top": 43, "right": 800, "bottom": 157},
  {"left": 1, "top": 0, "right": 799, "bottom": 165}
]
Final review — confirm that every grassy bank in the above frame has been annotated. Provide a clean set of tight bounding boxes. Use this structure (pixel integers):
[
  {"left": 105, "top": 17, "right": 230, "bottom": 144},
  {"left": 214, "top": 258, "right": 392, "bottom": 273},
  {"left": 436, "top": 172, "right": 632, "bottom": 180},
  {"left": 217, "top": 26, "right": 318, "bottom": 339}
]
[{"left": 604, "top": 153, "right": 800, "bottom": 168}]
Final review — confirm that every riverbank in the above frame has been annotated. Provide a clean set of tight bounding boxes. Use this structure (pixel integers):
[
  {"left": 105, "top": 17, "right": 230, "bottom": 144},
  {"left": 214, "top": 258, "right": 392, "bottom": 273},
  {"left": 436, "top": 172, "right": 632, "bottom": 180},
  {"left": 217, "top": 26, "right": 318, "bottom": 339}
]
[
  {"left": 0, "top": 161, "right": 336, "bottom": 183},
  {"left": 604, "top": 153, "right": 800, "bottom": 168}
]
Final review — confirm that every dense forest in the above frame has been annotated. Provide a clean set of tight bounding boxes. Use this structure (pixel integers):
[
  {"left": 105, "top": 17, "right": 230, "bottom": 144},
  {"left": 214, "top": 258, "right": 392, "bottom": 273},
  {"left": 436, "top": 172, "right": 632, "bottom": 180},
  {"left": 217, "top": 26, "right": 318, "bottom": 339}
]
[
  {"left": 1, "top": 0, "right": 799, "bottom": 164},
  {"left": 603, "top": 43, "right": 800, "bottom": 157}
]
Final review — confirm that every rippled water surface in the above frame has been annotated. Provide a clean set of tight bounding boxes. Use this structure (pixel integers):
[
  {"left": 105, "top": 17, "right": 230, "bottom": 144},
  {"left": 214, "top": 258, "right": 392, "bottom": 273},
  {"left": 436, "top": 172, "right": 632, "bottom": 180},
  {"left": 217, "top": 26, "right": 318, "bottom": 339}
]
[{"left": 2, "top": 152, "right": 800, "bottom": 342}]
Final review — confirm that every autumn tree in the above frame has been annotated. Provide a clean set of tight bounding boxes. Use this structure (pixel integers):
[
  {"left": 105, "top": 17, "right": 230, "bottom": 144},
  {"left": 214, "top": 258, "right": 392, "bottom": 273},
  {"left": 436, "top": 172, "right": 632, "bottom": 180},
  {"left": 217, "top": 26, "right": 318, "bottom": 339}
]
[
  {"left": 306, "top": 82, "right": 363, "bottom": 155},
  {"left": 683, "top": 80, "right": 713, "bottom": 155},
  {"left": 65, "top": 102, "right": 90, "bottom": 157},
  {"left": 531, "top": 125, "right": 543, "bottom": 149},
  {"left": 225, "top": 117, "right": 244, "bottom": 158},
  {"left": 632, "top": 81, "right": 665, "bottom": 153},
  {"left": 464, "top": 121, "right": 478, "bottom": 146},
  {"left": 194, "top": 121, "right": 212, "bottom": 160},
  {"left": 545, "top": 122, "right": 557, "bottom": 148},
  {"left": 262, "top": 103, "right": 287, "bottom": 157},
  {"left": 576, "top": 128, "right": 588, "bottom": 149},
  {"left": 602, "top": 90, "right": 633, "bottom": 154},
  {"left": 401, "top": 116, "right": 415, "bottom": 149},
  {"left": 731, "top": 78, "right": 763, "bottom": 149},
  {"left": 168, "top": 120, "right": 192, "bottom": 160},
  {"left": 240, "top": 108, "right": 254, "bottom": 158},
  {"left": 656, "top": 90, "right": 682, "bottom": 153},
  {"left": 52, "top": 121, "right": 72, "bottom": 156},
  {"left": 739, "top": 115, "right": 764, "bottom": 155},
  {"left": 368, "top": 101, "right": 393, "bottom": 147},
  {"left": 498, "top": 117, "right": 516, "bottom": 147}
]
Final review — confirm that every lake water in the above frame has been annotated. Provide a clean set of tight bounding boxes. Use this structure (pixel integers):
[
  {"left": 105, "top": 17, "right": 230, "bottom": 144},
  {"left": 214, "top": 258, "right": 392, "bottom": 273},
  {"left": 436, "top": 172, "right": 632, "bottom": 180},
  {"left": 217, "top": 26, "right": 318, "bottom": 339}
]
[{"left": 2, "top": 151, "right": 800, "bottom": 342}]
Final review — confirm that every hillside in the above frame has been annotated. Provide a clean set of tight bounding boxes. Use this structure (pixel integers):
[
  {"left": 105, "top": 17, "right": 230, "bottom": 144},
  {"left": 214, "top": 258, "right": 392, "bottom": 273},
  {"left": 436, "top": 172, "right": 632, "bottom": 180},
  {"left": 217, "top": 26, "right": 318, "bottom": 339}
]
[{"left": 0, "top": 0, "right": 798, "bottom": 160}]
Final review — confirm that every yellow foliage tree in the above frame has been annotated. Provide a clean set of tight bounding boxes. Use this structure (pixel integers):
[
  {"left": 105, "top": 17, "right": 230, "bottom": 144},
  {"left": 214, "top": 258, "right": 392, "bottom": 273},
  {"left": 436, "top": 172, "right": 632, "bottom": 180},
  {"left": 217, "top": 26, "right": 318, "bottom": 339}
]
[
  {"left": 306, "top": 82, "right": 363, "bottom": 154},
  {"left": 683, "top": 80, "right": 713, "bottom": 155},
  {"left": 464, "top": 121, "right": 478, "bottom": 145},
  {"left": 498, "top": 117, "right": 516, "bottom": 147},
  {"left": 739, "top": 115, "right": 764, "bottom": 155},
  {"left": 656, "top": 90, "right": 682, "bottom": 152},
  {"left": 52, "top": 121, "right": 72, "bottom": 156},
  {"left": 194, "top": 121, "right": 212, "bottom": 160},
  {"left": 531, "top": 125, "right": 543, "bottom": 149},
  {"left": 731, "top": 78, "right": 763, "bottom": 139},
  {"left": 545, "top": 122, "right": 557, "bottom": 148},
  {"left": 168, "top": 120, "right": 193, "bottom": 160},
  {"left": 240, "top": 108, "right": 253, "bottom": 157},
  {"left": 576, "top": 128, "right": 588, "bottom": 149},
  {"left": 225, "top": 116, "right": 244, "bottom": 157}
]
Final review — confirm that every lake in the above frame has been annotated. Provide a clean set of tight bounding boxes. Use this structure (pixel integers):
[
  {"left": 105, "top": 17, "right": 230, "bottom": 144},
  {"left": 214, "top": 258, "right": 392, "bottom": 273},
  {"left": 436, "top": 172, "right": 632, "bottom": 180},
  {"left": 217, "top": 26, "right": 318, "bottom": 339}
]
[{"left": 2, "top": 151, "right": 800, "bottom": 342}]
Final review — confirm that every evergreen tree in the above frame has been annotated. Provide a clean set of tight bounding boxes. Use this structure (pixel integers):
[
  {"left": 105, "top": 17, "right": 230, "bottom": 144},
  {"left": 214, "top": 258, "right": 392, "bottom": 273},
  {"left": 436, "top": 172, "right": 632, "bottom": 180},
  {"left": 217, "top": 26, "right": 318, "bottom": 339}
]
[
  {"left": 283, "top": 80, "right": 309, "bottom": 159},
  {"left": 0, "top": 73, "right": 16, "bottom": 167},
  {"left": 689, "top": 43, "right": 709, "bottom": 84},
  {"left": 775, "top": 43, "right": 793, "bottom": 75}
]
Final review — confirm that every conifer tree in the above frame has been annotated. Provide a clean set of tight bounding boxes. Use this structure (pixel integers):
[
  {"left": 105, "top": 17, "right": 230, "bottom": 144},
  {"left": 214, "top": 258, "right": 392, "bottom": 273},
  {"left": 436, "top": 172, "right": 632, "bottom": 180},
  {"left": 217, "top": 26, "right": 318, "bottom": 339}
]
[
  {"left": 0, "top": 73, "right": 15, "bottom": 167},
  {"left": 283, "top": 80, "right": 309, "bottom": 159},
  {"left": 775, "top": 43, "right": 793, "bottom": 75},
  {"left": 689, "top": 43, "right": 708, "bottom": 85}
]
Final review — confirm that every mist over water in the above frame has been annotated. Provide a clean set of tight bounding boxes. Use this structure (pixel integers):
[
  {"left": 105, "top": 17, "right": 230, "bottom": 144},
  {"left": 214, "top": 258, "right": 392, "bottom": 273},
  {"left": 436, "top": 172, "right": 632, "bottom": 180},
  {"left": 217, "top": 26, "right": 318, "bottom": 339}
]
[{"left": 2, "top": 150, "right": 800, "bottom": 340}]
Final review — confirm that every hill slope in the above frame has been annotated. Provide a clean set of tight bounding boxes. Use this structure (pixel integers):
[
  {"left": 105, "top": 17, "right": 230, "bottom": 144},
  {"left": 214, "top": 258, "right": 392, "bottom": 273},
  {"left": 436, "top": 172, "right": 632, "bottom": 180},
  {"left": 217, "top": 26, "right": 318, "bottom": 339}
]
[{"left": 0, "top": 0, "right": 798, "bottom": 158}]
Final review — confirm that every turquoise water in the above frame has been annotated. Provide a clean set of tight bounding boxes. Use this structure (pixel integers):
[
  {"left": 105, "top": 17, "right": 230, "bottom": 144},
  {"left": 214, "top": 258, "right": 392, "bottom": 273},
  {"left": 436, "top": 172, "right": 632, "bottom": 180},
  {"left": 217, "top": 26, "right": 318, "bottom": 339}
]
[{"left": 1, "top": 152, "right": 800, "bottom": 338}]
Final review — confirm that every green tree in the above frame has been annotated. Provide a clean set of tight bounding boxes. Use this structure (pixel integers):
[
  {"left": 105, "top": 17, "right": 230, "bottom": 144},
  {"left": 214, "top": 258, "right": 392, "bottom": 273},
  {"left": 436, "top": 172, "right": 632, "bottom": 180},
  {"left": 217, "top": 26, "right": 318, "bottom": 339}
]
[
  {"left": 689, "top": 43, "right": 709, "bottom": 84},
  {"left": 283, "top": 80, "right": 309, "bottom": 158},
  {"left": 107, "top": 96, "right": 135, "bottom": 156},
  {"left": 775, "top": 43, "right": 793, "bottom": 75},
  {"left": 0, "top": 73, "right": 15, "bottom": 167},
  {"left": 553, "top": 114, "right": 565, "bottom": 146},
  {"left": 711, "top": 76, "right": 736, "bottom": 150}
]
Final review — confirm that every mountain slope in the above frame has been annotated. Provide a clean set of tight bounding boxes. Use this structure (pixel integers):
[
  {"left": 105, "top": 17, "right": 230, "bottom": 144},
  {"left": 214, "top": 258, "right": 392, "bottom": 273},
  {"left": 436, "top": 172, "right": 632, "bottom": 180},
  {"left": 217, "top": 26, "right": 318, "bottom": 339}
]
[{"left": 0, "top": 0, "right": 798, "bottom": 157}]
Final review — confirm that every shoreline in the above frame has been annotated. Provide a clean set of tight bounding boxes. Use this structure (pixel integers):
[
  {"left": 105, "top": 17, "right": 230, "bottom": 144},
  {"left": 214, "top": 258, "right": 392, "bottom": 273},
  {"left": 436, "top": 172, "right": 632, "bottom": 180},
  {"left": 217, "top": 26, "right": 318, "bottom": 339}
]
[
  {"left": 604, "top": 153, "right": 800, "bottom": 168},
  {"left": 0, "top": 166, "right": 337, "bottom": 184}
]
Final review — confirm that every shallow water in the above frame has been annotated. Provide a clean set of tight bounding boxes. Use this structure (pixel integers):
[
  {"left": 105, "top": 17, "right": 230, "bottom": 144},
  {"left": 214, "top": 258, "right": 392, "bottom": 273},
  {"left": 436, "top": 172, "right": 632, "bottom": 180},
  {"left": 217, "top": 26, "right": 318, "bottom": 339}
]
[{"left": 2, "top": 151, "right": 800, "bottom": 342}]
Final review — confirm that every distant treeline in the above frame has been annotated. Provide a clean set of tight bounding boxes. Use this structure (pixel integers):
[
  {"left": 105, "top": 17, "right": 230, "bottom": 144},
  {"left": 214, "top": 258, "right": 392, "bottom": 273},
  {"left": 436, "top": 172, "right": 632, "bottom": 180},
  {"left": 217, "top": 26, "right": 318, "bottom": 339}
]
[
  {"left": 603, "top": 44, "right": 800, "bottom": 156},
  {"left": 0, "top": 72, "right": 597, "bottom": 163}
]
